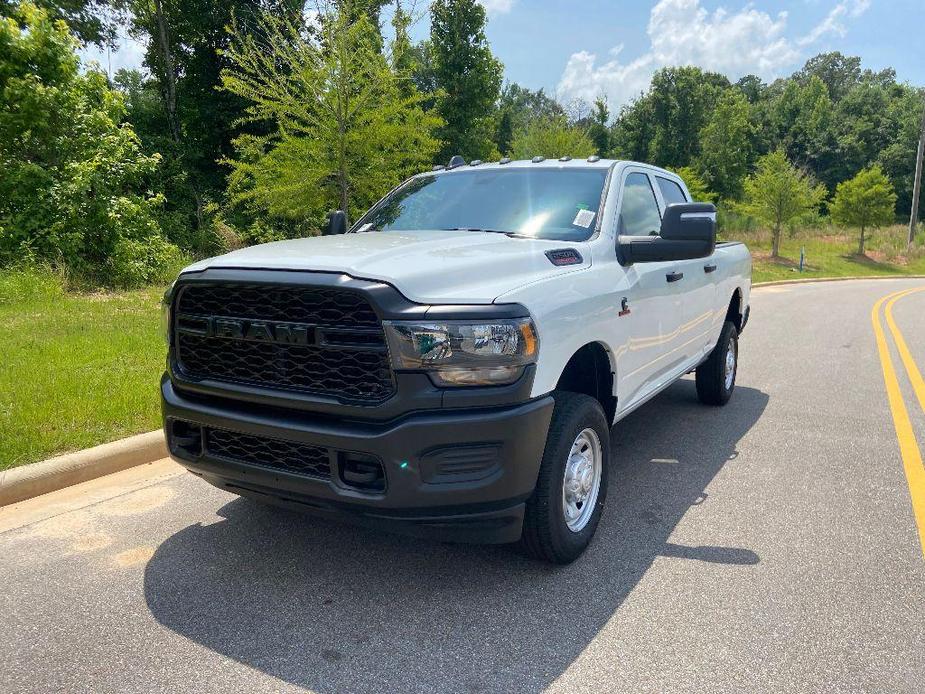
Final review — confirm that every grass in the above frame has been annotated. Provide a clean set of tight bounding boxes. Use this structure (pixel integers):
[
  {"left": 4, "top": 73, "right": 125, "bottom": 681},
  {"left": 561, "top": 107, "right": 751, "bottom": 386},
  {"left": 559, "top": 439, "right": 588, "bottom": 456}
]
[
  {"left": 727, "top": 224, "right": 925, "bottom": 284},
  {"left": 0, "top": 268, "right": 167, "bottom": 471}
]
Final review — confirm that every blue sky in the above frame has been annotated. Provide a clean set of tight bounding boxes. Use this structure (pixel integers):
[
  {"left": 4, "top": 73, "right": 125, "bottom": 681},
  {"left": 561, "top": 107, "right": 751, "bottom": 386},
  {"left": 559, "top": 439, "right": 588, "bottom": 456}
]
[{"left": 83, "top": 0, "right": 924, "bottom": 110}]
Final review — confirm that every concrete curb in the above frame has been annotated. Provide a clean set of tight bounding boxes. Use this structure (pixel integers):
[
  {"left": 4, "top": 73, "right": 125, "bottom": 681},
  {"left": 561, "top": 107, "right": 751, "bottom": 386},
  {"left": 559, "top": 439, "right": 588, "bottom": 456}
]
[
  {"left": 753, "top": 275, "right": 925, "bottom": 288},
  {"left": 0, "top": 431, "right": 166, "bottom": 507}
]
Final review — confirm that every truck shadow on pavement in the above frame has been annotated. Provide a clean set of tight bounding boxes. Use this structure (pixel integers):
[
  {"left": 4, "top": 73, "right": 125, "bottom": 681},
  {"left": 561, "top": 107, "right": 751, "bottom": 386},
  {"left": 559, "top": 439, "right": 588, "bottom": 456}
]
[{"left": 144, "top": 380, "right": 768, "bottom": 693}]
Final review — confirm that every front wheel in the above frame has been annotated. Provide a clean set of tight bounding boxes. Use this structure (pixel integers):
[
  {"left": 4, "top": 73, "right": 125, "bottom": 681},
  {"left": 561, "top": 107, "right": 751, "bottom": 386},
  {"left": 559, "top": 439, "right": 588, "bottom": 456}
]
[
  {"left": 696, "top": 320, "right": 738, "bottom": 406},
  {"left": 521, "top": 392, "right": 610, "bottom": 564}
]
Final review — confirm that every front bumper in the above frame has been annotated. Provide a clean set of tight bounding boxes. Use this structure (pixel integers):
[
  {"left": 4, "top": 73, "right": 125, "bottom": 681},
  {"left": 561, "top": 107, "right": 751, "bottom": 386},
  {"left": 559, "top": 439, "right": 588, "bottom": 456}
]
[{"left": 162, "top": 376, "right": 554, "bottom": 543}]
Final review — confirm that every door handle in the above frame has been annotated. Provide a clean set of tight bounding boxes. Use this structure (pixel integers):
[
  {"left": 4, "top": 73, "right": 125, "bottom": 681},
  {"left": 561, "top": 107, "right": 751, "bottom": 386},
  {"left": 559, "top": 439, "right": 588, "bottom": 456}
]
[
  {"left": 704, "top": 264, "right": 717, "bottom": 273},
  {"left": 666, "top": 271, "right": 684, "bottom": 283}
]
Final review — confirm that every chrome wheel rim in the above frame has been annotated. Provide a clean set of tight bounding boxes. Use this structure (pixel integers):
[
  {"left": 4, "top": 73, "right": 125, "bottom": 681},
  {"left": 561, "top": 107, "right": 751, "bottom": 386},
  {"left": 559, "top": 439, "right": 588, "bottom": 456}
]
[
  {"left": 724, "top": 340, "right": 736, "bottom": 390},
  {"left": 562, "top": 428, "right": 603, "bottom": 533}
]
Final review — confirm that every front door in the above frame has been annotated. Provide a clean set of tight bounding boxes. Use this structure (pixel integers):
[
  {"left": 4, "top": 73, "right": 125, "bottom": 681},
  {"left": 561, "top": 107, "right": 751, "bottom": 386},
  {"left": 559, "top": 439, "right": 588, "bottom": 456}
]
[{"left": 613, "top": 170, "right": 685, "bottom": 407}]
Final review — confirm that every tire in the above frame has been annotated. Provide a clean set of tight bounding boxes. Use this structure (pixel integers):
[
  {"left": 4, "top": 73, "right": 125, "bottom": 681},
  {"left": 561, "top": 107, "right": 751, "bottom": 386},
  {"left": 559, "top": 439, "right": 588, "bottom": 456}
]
[
  {"left": 696, "top": 320, "right": 738, "bottom": 406},
  {"left": 521, "top": 391, "right": 610, "bottom": 564}
]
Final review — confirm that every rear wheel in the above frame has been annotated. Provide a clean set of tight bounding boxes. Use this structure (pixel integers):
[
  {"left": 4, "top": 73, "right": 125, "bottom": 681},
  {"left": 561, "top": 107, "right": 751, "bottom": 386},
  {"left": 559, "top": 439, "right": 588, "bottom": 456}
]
[
  {"left": 521, "top": 392, "right": 610, "bottom": 564},
  {"left": 696, "top": 320, "right": 738, "bottom": 406}
]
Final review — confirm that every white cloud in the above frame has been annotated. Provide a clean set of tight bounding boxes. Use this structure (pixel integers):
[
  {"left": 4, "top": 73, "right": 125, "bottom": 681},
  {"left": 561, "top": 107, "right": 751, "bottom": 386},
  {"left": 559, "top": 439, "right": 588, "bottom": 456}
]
[
  {"left": 557, "top": 0, "right": 870, "bottom": 109},
  {"left": 478, "top": 0, "right": 515, "bottom": 15},
  {"left": 798, "top": 0, "right": 870, "bottom": 45}
]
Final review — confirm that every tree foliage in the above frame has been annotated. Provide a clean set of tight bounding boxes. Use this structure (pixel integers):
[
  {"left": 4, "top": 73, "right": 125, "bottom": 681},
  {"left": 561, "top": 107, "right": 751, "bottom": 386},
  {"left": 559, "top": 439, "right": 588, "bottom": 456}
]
[
  {"left": 0, "top": 0, "right": 120, "bottom": 45},
  {"left": 669, "top": 167, "right": 714, "bottom": 203},
  {"left": 696, "top": 89, "right": 752, "bottom": 200},
  {"left": 736, "top": 150, "right": 827, "bottom": 257},
  {"left": 219, "top": 5, "right": 442, "bottom": 231},
  {"left": 430, "top": 0, "right": 502, "bottom": 162},
  {"left": 509, "top": 116, "right": 595, "bottom": 160},
  {"left": 830, "top": 165, "right": 897, "bottom": 255},
  {"left": 612, "top": 52, "right": 923, "bottom": 223},
  {"left": 0, "top": 2, "right": 177, "bottom": 285},
  {"left": 588, "top": 96, "right": 610, "bottom": 156}
]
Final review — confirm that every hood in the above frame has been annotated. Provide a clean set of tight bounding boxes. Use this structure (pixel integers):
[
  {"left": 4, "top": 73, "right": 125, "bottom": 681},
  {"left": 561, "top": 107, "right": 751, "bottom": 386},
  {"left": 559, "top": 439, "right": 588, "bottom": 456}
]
[{"left": 184, "top": 230, "right": 590, "bottom": 304}]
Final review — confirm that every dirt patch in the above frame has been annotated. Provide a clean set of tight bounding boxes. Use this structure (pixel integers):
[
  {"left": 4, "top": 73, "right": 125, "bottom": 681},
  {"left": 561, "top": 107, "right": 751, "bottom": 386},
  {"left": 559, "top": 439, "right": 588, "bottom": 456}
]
[
  {"left": 113, "top": 546, "right": 155, "bottom": 567},
  {"left": 96, "top": 486, "right": 175, "bottom": 517}
]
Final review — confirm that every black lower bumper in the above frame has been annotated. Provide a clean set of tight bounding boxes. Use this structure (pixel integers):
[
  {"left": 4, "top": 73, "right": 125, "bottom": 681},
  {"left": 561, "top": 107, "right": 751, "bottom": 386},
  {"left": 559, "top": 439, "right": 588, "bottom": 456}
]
[{"left": 161, "top": 376, "right": 554, "bottom": 543}]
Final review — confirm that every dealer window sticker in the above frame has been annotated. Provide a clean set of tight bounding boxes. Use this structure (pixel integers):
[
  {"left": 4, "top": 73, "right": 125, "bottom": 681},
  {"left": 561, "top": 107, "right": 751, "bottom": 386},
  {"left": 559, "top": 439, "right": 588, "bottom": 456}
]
[{"left": 572, "top": 209, "right": 596, "bottom": 228}]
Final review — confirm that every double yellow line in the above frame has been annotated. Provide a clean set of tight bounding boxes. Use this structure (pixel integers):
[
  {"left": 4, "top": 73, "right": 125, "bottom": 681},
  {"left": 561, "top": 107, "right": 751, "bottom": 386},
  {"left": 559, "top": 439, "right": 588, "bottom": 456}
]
[{"left": 872, "top": 286, "right": 925, "bottom": 556}]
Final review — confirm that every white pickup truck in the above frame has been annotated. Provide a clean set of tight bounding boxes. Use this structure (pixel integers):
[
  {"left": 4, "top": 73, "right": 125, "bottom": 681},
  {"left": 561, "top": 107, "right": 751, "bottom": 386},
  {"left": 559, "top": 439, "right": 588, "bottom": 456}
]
[{"left": 161, "top": 157, "right": 751, "bottom": 563}]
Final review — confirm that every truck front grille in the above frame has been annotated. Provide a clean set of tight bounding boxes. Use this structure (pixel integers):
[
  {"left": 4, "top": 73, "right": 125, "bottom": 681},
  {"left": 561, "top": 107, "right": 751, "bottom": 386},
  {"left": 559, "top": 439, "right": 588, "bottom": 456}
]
[
  {"left": 173, "top": 282, "right": 395, "bottom": 402},
  {"left": 205, "top": 426, "right": 332, "bottom": 480}
]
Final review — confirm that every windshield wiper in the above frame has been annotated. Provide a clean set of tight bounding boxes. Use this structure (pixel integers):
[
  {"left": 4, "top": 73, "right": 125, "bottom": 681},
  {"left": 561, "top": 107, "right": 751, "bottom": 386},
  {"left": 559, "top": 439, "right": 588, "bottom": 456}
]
[
  {"left": 441, "top": 227, "right": 529, "bottom": 238},
  {"left": 441, "top": 227, "right": 508, "bottom": 234}
]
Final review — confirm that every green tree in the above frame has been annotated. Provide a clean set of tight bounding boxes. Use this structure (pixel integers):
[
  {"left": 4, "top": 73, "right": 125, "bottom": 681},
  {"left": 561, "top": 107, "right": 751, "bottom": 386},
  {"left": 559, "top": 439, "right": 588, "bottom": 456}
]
[
  {"left": 495, "top": 110, "right": 513, "bottom": 156},
  {"left": 0, "top": 0, "right": 120, "bottom": 45},
  {"left": 588, "top": 96, "right": 610, "bottom": 156},
  {"left": 648, "top": 66, "right": 730, "bottom": 167},
  {"left": 431, "top": 0, "right": 502, "bottom": 162},
  {"left": 670, "top": 167, "right": 714, "bottom": 203},
  {"left": 830, "top": 165, "right": 897, "bottom": 255},
  {"left": 795, "top": 52, "right": 862, "bottom": 103},
  {"left": 695, "top": 89, "right": 752, "bottom": 200},
  {"left": 390, "top": 0, "right": 414, "bottom": 97},
  {"left": 611, "top": 94, "right": 655, "bottom": 162},
  {"left": 769, "top": 76, "right": 836, "bottom": 182},
  {"left": 126, "top": 0, "right": 303, "bottom": 243},
  {"left": 509, "top": 116, "right": 595, "bottom": 160},
  {"left": 0, "top": 2, "right": 176, "bottom": 285},
  {"left": 220, "top": 6, "right": 442, "bottom": 228},
  {"left": 498, "top": 83, "right": 565, "bottom": 128},
  {"left": 737, "top": 150, "right": 827, "bottom": 258}
]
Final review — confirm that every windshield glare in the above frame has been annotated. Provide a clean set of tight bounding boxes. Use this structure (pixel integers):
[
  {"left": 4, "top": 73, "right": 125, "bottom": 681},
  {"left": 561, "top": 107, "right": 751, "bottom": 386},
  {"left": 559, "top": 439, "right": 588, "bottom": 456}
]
[{"left": 356, "top": 168, "right": 609, "bottom": 242}]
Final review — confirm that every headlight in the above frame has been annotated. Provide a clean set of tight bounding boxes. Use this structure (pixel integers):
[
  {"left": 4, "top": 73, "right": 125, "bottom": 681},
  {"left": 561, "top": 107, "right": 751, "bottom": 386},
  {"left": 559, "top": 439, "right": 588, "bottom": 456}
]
[
  {"left": 161, "top": 281, "right": 176, "bottom": 344},
  {"left": 383, "top": 318, "right": 538, "bottom": 387}
]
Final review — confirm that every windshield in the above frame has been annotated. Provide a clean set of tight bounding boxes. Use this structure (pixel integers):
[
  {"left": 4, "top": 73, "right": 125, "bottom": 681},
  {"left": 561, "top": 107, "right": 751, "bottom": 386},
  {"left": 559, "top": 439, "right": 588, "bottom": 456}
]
[{"left": 355, "top": 168, "right": 609, "bottom": 242}]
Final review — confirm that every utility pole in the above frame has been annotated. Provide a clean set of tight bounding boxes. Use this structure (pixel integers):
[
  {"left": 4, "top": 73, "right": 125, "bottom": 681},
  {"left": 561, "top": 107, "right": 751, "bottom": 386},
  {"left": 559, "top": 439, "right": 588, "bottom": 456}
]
[{"left": 909, "top": 93, "right": 925, "bottom": 247}]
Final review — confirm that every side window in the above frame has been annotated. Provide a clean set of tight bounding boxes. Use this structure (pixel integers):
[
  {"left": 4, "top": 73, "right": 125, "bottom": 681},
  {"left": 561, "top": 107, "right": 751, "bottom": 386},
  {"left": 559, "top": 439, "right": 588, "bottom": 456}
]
[
  {"left": 656, "top": 176, "right": 689, "bottom": 205},
  {"left": 618, "top": 173, "right": 662, "bottom": 236}
]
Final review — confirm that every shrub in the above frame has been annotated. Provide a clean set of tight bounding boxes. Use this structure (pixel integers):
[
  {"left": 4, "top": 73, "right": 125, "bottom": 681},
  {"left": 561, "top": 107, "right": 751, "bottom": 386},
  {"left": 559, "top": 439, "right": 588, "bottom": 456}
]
[
  {"left": 108, "top": 235, "right": 184, "bottom": 289},
  {"left": 0, "top": 3, "right": 172, "bottom": 286}
]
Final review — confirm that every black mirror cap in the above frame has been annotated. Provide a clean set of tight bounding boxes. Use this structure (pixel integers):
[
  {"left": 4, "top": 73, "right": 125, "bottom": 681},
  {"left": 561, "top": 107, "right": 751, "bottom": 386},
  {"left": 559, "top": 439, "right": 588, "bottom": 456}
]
[
  {"left": 618, "top": 202, "right": 716, "bottom": 264},
  {"left": 618, "top": 236, "right": 714, "bottom": 264},
  {"left": 660, "top": 202, "right": 716, "bottom": 243},
  {"left": 324, "top": 210, "right": 348, "bottom": 236}
]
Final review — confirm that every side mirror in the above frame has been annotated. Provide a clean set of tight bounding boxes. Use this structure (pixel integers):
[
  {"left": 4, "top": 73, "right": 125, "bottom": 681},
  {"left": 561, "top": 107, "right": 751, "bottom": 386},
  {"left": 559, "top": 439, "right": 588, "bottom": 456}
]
[
  {"left": 618, "top": 202, "right": 716, "bottom": 264},
  {"left": 324, "top": 210, "right": 348, "bottom": 236}
]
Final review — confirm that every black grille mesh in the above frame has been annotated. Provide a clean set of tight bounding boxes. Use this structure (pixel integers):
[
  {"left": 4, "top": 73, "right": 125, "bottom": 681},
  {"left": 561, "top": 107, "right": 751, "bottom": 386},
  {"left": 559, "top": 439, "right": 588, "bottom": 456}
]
[
  {"left": 205, "top": 427, "right": 331, "bottom": 480},
  {"left": 178, "top": 284, "right": 380, "bottom": 327},
  {"left": 174, "top": 283, "right": 394, "bottom": 401}
]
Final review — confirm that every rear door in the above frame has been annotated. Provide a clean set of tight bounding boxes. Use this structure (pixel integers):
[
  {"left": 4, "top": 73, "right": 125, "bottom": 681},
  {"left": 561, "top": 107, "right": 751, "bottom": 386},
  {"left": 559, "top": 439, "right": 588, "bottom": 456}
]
[{"left": 653, "top": 173, "right": 717, "bottom": 362}]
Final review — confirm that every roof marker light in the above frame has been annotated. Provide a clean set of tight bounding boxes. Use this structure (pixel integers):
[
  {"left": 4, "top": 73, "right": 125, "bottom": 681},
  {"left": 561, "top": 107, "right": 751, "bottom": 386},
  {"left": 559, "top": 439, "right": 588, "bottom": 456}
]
[
  {"left": 432, "top": 165, "right": 446, "bottom": 171},
  {"left": 532, "top": 156, "right": 545, "bottom": 163},
  {"left": 470, "top": 159, "right": 483, "bottom": 166},
  {"left": 559, "top": 155, "right": 572, "bottom": 162},
  {"left": 499, "top": 157, "right": 512, "bottom": 164},
  {"left": 587, "top": 155, "right": 601, "bottom": 163},
  {"left": 447, "top": 155, "right": 466, "bottom": 169}
]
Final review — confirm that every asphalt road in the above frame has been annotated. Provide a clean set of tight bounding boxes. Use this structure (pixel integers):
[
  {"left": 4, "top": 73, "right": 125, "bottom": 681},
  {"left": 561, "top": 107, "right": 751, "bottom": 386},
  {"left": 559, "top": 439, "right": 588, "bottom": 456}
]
[{"left": 2, "top": 278, "right": 925, "bottom": 694}]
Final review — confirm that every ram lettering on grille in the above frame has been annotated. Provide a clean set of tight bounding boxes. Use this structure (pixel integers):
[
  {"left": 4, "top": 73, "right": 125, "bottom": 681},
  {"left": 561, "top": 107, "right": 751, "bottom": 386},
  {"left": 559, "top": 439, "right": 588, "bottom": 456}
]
[{"left": 174, "top": 283, "right": 395, "bottom": 402}]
